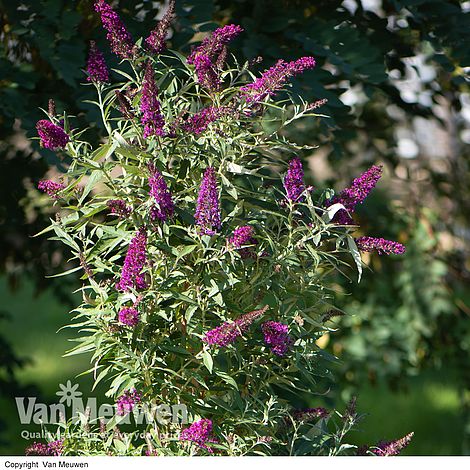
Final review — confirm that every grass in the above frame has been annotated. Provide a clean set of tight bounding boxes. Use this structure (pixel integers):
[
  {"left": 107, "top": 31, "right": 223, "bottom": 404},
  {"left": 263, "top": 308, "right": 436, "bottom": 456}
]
[{"left": 0, "top": 277, "right": 465, "bottom": 455}]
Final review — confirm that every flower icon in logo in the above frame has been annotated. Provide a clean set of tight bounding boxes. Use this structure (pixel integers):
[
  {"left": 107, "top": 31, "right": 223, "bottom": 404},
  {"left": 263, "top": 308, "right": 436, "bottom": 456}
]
[{"left": 56, "top": 380, "right": 82, "bottom": 407}]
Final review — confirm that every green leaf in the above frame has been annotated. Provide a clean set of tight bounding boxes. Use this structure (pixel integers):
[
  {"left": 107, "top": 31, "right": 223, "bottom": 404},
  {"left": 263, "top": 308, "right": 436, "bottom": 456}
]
[{"left": 202, "top": 349, "right": 213, "bottom": 374}]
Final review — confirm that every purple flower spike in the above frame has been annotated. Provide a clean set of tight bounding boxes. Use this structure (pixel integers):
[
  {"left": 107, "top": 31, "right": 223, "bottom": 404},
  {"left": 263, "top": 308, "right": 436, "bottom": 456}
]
[
  {"left": 116, "top": 389, "right": 141, "bottom": 416},
  {"left": 203, "top": 306, "right": 268, "bottom": 348},
  {"left": 140, "top": 62, "right": 165, "bottom": 138},
  {"left": 228, "top": 226, "right": 258, "bottom": 258},
  {"left": 240, "top": 56, "right": 316, "bottom": 104},
  {"left": 38, "top": 180, "right": 65, "bottom": 199},
  {"left": 107, "top": 199, "right": 132, "bottom": 217},
  {"left": 116, "top": 228, "right": 148, "bottom": 291},
  {"left": 187, "top": 24, "right": 243, "bottom": 90},
  {"left": 25, "top": 442, "right": 50, "bottom": 456},
  {"left": 181, "top": 106, "right": 231, "bottom": 135},
  {"left": 36, "top": 120, "right": 69, "bottom": 150},
  {"left": 86, "top": 40, "right": 109, "bottom": 83},
  {"left": 261, "top": 321, "right": 292, "bottom": 356},
  {"left": 195, "top": 167, "right": 221, "bottom": 235},
  {"left": 145, "top": 0, "right": 175, "bottom": 55},
  {"left": 330, "top": 165, "right": 383, "bottom": 224},
  {"left": 47, "top": 441, "right": 64, "bottom": 456},
  {"left": 372, "top": 432, "right": 414, "bottom": 456},
  {"left": 355, "top": 236, "right": 405, "bottom": 255},
  {"left": 148, "top": 164, "right": 174, "bottom": 222},
  {"left": 187, "top": 24, "right": 243, "bottom": 65},
  {"left": 179, "top": 418, "right": 218, "bottom": 453},
  {"left": 118, "top": 307, "right": 139, "bottom": 327},
  {"left": 284, "top": 157, "right": 307, "bottom": 203},
  {"left": 94, "top": 0, "right": 134, "bottom": 60}
]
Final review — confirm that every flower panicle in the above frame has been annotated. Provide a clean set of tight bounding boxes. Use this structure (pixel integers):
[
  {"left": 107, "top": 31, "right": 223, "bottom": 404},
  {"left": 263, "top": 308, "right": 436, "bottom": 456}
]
[
  {"left": 179, "top": 418, "right": 218, "bottom": 453},
  {"left": 38, "top": 180, "right": 65, "bottom": 199},
  {"left": 203, "top": 305, "right": 269, "bottom": 347},
  {"left": 118, "top": 306, "right": 139, "bottom": 327},
  {"left": 181, "top": 106, "right": 232, "bottom": 135},
  {"left": 372, "top": 432, "right": 414, "bottom": 456},
  {"left": 261, "top": 321, "right": 292, "bottom": 356},
  {"left": 284, "top": 157, "right": 307, "bottom": 203},
  {"left": 240, "top": 56, "right": 316, "bottom": 104},
  {"left": 140, "top": 62, "right": 165, "bottom": 138},
  {"left": 107, "top": 199, "right": 132, "bottom": 217},
  {"left": 228, "top": 225, "right": 258, "bottom": 258},
  {"left": 116, "top": 388, "right": 141, "bottom": 416},
  {"left": 195, "top": 167, "right": 221, "bottom": 235},
  {"left": 148, "top": 164, "right": 175, "bottom": 222},
  {"left": 145, "top": 0, "right": 176, "bottom": 54},
  {"left": 36, "top": 120, "right": 69, "bottom": 150},
  {"left": 94, "top": 0, "right": 134, "bottom": 59},
  {"left": 86, "top": 40, "right": 109, "bottom": 83},
  {"left": 355, "top": 236, "right": 405, "bottom": 255},
  {"left": 116, "top": 228, "right": 147, "bottom": 292}
]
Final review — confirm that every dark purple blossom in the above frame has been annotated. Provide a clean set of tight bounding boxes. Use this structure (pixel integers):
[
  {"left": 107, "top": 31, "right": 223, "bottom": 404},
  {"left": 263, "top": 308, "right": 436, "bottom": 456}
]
[
  {"left": 179, "top": 418, "right": 218, "bottom": 453},
  {"left": 181, "top": 106, "right": 231, "bottom": 135},
  {"left": 329, "top": 165, "right": 383, "bottom": 224},
  {"left": 355, "top": 236, "right": 406, "bottom": 255},
  {"left": 116, "top": 228, "right": 147, "bottom": 291},
  {"left": 116, "top": 389, "right": 141, "bottom": 416},
  {"left": 195, "top": 167, "right": 221, "bottom": 235},
  {"left": 284, "top": 157, "right": 306, "bottom": 203},
  {"left": 372, "top": 432, "right": 414, "bottom": 456},
  {"left": 36, "top": 120, "right": 69, "bottom": 150},
  {"left": 203, "top": 306, "right": 268, "bottom": 348},
  {"left": 228, "top": 226, "right": 258, "bottom": 258},
  {"left": 187, "top": 24, "right": 243, "bottom": 90},
  {"left": 118, "top": 307, "right": 139, "bottom": 327},
  {"left": 192, "top": 54, "right": 221, "bottom": 91},
  {"left": 140, "top": 62, "right": 165, "bottom": 138},
  {"left": 261, "top": 321, "right": 292, "bottom": 356},
  {"left": 25, "top": 440, "right": 63, "bottom": 456},
  {"left": 145, "top": 0, "right": 175, "bottom": 55},
  {"left": 187, "top": 24, "right": 243, "bottom": 64},
  {"left": 94, "top": 0, "right": 134, "bottom": 60},
  {"left": 38, "top": 180, "right": 65, "bottom": 199},
  {"left": 86, "top": 40, "right": 109, "bottom": 83},
  {"left": 148, "top": 164, "right": 174, "bottom": 222},
  {"left": 107, "top": 199, "right": 132, "bottom": 217},
  {"left": 291, "top": 408, "right": 329, "bottom": 422},
  {"left": 240, "top": 57, "right": 316, "bottom": 104}
]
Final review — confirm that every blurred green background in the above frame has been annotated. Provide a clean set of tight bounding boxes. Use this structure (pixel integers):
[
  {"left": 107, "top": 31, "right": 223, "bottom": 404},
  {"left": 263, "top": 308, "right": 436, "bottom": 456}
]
[{"left": 1, "top": 0, "right": 469, "bottom": 455}]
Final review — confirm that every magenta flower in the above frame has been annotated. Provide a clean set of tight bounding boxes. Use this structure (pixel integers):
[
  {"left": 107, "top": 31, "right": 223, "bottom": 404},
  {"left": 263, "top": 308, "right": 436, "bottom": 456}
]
[
  {"left": 195, "top": 167, "right": 221, "bottom": 235},
  {"left": 179, "top": 418, "right": 218, "bottom": 453},
  {"left": 118, "top": 307, "right": 139, "bottom": 327},
  {"left": 187, "top": 24, "right": 243, "bottom": 90},
  {"left": 372, "top": 432, "right": 414, "bottom": 456},
  {"left": 228, "top": 226, "right": 258, "bottom": 258},
  {"left": 261, "top": 321, "right": 292, "bottom": 356},
  {"left": 36, "top": 120, "right": 69, "bottom": 150},
  {"left": 140, "top": 62, "right": 165, "bottom": 138},
  {"left": 25, "top": 440, "right": 63, "bottom": 456},
  {"left": 187, "top": 24, "right": 243, "bottom": 64},
  {"left": 107, "top": 199, "right": 132, "bottom": 217},
  {"left": 38, "top": 180, "right": 65, "bottom": 199},
  {"left": 329, "top": 165, "right": 383, "bottom": 224},
  {"left": 148, "top": 164, "right": 174, "bottom": 222},
  {"left": 181, "top": 106, "right": 231, "bottom": 135},
  {"left": 203, "top": 306, "right": 268, "bottom": 348},
  {"left": 86, "top": 40, "right": 109, "bottom": 83},
  {"left": 94, "top": 0, "right": 134, "bottom": 60},
  {"left": 116, "top": 389, "right": 141, "bottom": 416},
  {"left": 145, "top": 0, "right": 175, "bottom": 55},
  {"left": 291, "top": 408, "right": 329, "bottom": 422},
  {"left": 284, "top": 157, "right": 307, "bottom": 203},
  {"left": 116, "top": 228, "right": 147, "bottom": 291},
  {"left": 240, "top": 56, "right": 316, "bottom": 104},
  {"left": 355, "top": 236, "right": 405, "bottom": 255}
]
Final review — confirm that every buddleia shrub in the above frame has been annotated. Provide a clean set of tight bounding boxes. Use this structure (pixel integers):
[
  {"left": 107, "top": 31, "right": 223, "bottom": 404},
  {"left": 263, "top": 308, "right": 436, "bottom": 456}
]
[{"left": 31, "top": 0, "right": 411, "bottom": 457}]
